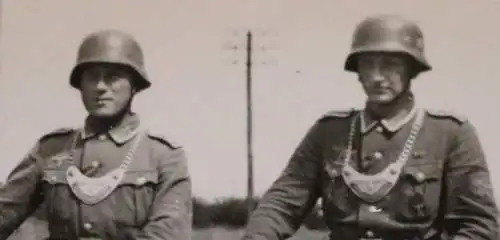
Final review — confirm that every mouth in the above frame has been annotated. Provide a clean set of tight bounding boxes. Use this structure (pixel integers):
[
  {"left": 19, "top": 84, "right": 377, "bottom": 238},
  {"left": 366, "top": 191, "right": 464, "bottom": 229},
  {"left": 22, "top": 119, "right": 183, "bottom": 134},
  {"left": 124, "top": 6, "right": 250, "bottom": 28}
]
[
  {"left": 94, "top": 98, "right": 113, "bottom": 105},
  {"left": 370, "top": 88, "right": 388, "bottom": 94}
]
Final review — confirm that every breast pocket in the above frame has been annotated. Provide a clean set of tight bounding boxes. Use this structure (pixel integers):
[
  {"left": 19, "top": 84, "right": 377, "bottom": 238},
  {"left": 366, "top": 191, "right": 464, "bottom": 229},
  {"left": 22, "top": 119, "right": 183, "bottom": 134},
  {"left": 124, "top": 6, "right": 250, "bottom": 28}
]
[
  {"left": 321, "top": 160, "right": 358, "bottom": 219},
  {"left": 41, "top": 168, "right": 74, "bottom": 221},
  {"left": 393, "top": 162, "right": 443, "bottom": 222},
  {"left": 113, "top": 169, "right": 159, "bottom": 227}
]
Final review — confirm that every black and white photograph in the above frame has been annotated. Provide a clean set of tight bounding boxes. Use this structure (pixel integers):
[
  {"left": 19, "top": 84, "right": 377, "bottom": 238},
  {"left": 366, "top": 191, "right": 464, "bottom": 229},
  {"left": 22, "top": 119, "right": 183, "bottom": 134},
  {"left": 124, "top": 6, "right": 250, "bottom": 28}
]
[{"left": 0, "top": 1, "right": 499, "bottom": 239}]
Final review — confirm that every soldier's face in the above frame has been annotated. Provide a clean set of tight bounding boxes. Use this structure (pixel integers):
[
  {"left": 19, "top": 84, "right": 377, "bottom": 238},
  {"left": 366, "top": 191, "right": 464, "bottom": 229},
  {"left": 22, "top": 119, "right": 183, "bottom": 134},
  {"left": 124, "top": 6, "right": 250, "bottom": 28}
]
[
  {"left": 79, "top": 64, "right": 135, "bottom": 118},
  {"left": 357, "top": 53, "right": 411, "bottom": 104}
]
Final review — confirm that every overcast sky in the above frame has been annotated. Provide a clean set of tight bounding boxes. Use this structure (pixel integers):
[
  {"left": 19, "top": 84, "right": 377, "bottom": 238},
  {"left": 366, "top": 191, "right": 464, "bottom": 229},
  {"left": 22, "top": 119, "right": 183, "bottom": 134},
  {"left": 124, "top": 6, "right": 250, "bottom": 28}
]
[{"left": 1, "top": 0, "right": 500, "bottom": 201}]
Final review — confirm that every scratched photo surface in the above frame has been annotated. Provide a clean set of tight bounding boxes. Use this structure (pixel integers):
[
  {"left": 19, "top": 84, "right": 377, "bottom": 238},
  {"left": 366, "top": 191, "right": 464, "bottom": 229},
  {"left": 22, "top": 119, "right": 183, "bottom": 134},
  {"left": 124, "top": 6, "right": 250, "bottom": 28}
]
[{"left": 1, "top": 0, "right": 499, "bottom": 239}]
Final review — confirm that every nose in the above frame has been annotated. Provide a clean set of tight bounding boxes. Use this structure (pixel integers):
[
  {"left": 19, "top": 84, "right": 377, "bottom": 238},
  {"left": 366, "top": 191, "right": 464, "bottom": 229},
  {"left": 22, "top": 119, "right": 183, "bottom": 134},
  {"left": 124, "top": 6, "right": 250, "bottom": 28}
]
[
  {"left": 96, "top": 79, "right": 107, "bottom": 90},
  {"left": 371, "top": 67, "right": 385, "bottom": 82},
  {"left": 94, "top": 73, "right": 108, "bottom": 91}
]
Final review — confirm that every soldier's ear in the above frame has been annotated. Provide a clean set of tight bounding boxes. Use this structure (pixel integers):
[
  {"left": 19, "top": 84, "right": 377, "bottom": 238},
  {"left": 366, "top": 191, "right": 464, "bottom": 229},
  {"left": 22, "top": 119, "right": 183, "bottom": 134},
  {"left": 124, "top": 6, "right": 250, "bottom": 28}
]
[
  {"left": 407, "top": 61, "right": 420, "bottom": 80},
  {"left": 129, "top": 77, "right": 138, "bottom": 94}
]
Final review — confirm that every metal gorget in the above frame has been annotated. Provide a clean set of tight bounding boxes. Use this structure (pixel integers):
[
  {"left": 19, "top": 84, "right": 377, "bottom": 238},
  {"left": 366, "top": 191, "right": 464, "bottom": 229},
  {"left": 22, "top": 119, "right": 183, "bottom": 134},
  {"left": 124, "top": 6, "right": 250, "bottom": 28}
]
[
  {"left": 335, "top": 108, "right": 425, "bottom": 203},
  {"left": 65, "top": 129, "right": 145, "bottom": 205}
]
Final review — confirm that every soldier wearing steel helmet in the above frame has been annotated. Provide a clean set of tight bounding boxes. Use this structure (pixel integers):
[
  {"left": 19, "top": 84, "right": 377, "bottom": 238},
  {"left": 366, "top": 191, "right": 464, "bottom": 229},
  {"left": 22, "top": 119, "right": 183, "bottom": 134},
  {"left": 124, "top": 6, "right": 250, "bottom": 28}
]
[
  {"left": 242, "top": 15, "right": 499, "bottom": 240},
  {"left": 0, "top": 30, "right": 192, "bottom": 239}
]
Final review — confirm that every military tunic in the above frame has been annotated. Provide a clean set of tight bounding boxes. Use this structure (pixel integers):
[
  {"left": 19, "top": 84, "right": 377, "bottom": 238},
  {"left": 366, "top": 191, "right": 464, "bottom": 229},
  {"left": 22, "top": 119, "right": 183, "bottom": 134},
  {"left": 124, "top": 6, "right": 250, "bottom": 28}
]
[
  {"left": 242, "top": 105, "right": 499, "bottom": 240},
  {"left": 0, "top": 114, "right": 192, "bottom": 239}
]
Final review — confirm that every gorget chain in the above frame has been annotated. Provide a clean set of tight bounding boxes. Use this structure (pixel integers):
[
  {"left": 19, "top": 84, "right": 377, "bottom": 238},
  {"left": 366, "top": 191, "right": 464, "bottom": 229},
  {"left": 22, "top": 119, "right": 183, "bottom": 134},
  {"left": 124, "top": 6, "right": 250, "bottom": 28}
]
[
  {"left": 65, "top": 129, "right": 145, "bottom": 205},
  {"left": 337, "top": 108, "right": 425, "bottom": 203}
]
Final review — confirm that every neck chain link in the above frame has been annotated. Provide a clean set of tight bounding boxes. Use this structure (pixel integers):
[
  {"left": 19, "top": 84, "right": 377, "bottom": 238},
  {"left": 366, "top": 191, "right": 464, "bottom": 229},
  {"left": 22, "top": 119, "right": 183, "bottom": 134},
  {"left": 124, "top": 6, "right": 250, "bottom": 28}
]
[{"left": 338, "top": 108, "right": 425, "bottom": 203}]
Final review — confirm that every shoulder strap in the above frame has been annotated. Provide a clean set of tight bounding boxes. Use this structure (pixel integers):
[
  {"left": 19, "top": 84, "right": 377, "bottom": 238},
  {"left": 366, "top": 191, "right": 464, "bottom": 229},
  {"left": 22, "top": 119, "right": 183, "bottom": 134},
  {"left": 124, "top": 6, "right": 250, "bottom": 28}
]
[
  {"left": 39, "top": 127, "right": 75, "bottom": 141},
  {"left": 425, "top": 109, "right": 468, "bottom": 124},
  {"left": 146, "top": 130, "right": 181, "bottom": 149},
  {"left": 318, "top": 108, "right": 357, "bottom": 121}
]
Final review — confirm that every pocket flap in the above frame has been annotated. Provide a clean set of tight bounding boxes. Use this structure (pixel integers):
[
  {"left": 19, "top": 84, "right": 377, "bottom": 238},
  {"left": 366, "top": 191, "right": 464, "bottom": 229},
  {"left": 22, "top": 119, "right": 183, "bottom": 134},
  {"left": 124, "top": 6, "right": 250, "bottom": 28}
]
[
  {"left": 42, "top": 168, "right": 160, "bottom": 186},
  {"left": 121, "top": 170, "right": 159, "bottom": 186},
  {"left": 42, "top": 169, "right": 68, "bottom": 184},
  {"left": 403, "top": 164, "right": 441, "bottom": 183},
  {"left": 324, "top": 160, "right": 343, "bottom": 179}
]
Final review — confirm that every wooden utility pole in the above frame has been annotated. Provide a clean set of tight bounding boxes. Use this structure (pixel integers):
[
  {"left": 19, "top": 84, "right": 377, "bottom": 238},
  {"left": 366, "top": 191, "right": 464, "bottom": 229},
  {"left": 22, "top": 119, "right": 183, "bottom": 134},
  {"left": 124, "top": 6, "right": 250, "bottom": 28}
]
[
  {"left": 245, "top": 31, "right": 254, "bottom": 218},
  {"left": 222, "top": 28, "right": 275, "bottom": 220}
]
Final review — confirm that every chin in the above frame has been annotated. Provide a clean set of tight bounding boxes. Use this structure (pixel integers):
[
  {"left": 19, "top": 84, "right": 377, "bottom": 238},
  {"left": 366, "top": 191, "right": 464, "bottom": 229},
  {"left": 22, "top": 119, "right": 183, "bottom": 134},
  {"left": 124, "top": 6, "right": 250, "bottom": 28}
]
[
  {"left": 89, "top": 109, "right": 120, "bottom": 118},
  {"left": 368, "top": 95, "right": 394, "bottom": 104}
]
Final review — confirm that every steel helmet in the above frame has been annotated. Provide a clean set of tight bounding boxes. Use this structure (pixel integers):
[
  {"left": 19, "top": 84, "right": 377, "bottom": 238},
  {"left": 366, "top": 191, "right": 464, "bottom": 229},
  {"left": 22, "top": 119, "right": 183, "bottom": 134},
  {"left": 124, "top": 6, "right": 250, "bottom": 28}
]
[
  {"left": 344, "top": 15, "right": 431, "bottom": 74},
  {"left": 69, "top": 29, "right": 151, "bottom": 92}
]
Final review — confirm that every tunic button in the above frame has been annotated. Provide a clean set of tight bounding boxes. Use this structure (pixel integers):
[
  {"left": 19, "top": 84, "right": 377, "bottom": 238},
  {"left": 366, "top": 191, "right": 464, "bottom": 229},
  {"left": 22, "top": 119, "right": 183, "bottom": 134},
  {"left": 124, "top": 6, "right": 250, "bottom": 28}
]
[
  {"left": 376, "top": 126, "right": 384, "bottom": 132},
  {"left": 368, "top": 205, "right": 382, "bottom": 213},
  {"left": 83, "top": 222, "right": 92, "bottom": 230},
  {"left": 366, "top": 230, "right": 375, "bottom": 238},
  {"left": 415, "top": 172, "right": 426, "bottom": 183},
  {"left": 373, "top": 151, "right": 383, "bottom": 159},
  {"left": 136, "top": 177, "right": 147, "bottom": 185},
  {"left": 98, "top": 134, "right": 106, "bottom": 141},
  {"left": 91, "top": 160, "right": 100, "bottom": 168},
  {"left": 329, "top": 169, "right": 338, "bottom": 177}
]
